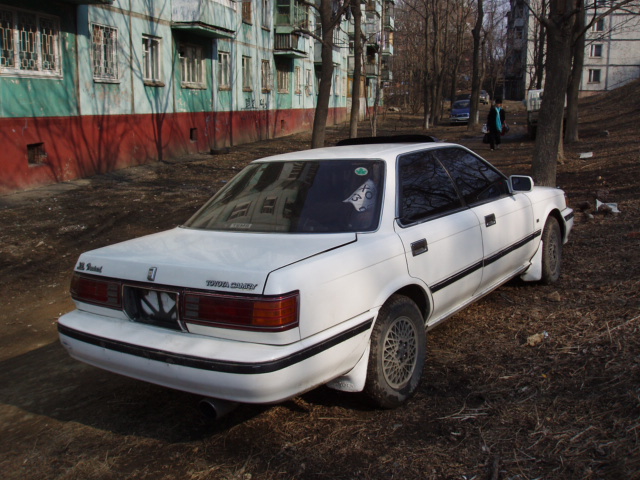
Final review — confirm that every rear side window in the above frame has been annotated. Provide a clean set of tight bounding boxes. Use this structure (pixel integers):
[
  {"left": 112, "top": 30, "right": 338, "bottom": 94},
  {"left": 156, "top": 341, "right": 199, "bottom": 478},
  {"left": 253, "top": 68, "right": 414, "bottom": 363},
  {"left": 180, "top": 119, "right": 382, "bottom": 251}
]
[
  {"left": 435, "top": 148, "right": 509, "bottom": 205},
  {"left": 398, "top": 150, "right": 462, "bottom": 225}
]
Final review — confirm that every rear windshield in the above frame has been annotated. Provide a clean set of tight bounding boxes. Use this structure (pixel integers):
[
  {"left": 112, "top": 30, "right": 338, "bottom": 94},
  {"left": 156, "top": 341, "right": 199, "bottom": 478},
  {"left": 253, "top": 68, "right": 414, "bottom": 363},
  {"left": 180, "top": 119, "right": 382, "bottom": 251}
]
[{"left": 185, "top": 160, "right": 385, "bottom": 233}]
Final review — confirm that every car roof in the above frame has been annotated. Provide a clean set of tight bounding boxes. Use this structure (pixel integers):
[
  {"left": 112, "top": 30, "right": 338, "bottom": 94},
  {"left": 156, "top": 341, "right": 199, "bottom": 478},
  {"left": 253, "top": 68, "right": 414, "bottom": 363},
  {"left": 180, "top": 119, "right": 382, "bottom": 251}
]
[{"left": 253, "top": 142, "right": 458, "bottom": 163}]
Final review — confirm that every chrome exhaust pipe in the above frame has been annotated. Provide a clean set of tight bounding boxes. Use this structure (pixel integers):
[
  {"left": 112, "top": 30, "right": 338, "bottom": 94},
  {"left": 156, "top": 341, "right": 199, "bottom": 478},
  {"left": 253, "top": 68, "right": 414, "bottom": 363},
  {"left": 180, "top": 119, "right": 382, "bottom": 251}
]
[{"left": 198, "top": 397, "right": 238, "bottom": 420}]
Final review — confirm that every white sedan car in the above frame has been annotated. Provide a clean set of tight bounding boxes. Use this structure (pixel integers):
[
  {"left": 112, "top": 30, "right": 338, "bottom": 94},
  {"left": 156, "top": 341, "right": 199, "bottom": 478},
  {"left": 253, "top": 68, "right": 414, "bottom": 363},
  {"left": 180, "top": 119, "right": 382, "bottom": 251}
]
[{"left": 58, "top": 137, "right": 574, "bottom": 413}]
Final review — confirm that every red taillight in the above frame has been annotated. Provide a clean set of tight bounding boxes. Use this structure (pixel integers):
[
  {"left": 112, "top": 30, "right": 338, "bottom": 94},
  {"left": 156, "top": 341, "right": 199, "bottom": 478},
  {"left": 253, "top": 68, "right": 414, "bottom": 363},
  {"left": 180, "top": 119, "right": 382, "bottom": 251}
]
[
  {"left": 183, "top": 291, "right": 299, "bottom": 332},
  {"left": 70, "top": 273, "right": 122, "bottom": 309}
]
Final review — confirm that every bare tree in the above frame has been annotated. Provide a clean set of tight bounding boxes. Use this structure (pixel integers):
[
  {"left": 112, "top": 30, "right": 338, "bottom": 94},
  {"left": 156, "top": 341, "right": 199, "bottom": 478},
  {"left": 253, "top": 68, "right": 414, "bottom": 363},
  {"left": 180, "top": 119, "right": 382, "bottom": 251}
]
[
  {"left": 468, "top": 0, "right": 484, "bottom": 130},
  {"left": 527, "top": 0, "right": 637, "bottom": 186},
  {"left": 298, "top": 0, "right": 351, "bottom": 148},
  {"left": 349, "top": 0, "right": 363, "bottom": 138}
]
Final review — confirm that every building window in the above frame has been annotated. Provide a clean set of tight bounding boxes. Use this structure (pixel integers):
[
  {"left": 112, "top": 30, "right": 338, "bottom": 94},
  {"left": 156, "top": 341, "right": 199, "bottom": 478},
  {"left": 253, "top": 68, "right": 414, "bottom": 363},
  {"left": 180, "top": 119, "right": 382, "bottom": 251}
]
[
  {"left": 218, "top": 51, "right": 230, "bottom": 89},
  {"left": 242, "top": 55, "right": 252, "bottom": 91},
  {"left": 91, "top": 24, "right": 118, "bottom": 82},
  {"left": 180, "top": 44, "right": 204, "bottom": 88},
  {"left": 142, "top": 35, "right": 162, "bottom": 84},
  {"left": 305, "top": 68, "right": 312, "bottom": 95},
  {"left": 0, "top": 7, "right": 61, "bottom": 77},
  {"left": 261, "top": 59, "right": 271, "bottom": 92},
  {"left": 588, "top": 69, "right": 601, "bottom": 83},
  {"left": 295, "top": 66, "right": 302, "bottom": 94},
  {"left": 334, "top": 74, "right": 339, "bottom": 96},
  {"left": 590, "top": 43, "right": 603, "bottom": 58},
  {"left": 592, "top": 18, "right": 605, "bottom": 32},
  {"left": 262, "top": 0, "right": 271, "bottom": 29},
  {"left": 242, "top": 1, "right": 253, "bottom": 24},
  {"left": 277, "top": 59, "right": 290, "bottom": 93}
]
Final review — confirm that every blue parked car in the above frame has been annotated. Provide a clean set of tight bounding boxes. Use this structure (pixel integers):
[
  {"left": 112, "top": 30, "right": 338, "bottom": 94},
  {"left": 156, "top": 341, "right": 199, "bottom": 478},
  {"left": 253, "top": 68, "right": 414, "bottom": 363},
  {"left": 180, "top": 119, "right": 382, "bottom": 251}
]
[{"left": 449, "top": 100, "right": 470, "bottom": 125}]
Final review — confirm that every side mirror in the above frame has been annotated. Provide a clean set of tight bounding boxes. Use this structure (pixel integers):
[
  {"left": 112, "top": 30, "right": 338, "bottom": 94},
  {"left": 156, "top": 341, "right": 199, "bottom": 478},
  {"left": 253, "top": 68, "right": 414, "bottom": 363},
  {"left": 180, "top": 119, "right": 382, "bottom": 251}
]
[{"left": 510, "top": 175, "right": 534, "bottom": 192}]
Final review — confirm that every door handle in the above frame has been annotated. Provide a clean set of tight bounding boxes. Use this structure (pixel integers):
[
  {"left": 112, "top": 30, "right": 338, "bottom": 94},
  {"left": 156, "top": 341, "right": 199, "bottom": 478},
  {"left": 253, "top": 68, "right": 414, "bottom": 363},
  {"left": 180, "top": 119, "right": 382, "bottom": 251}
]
[
  {"left": 411, "top": 238, "right": 428, "bottom": 256},
  {"left": 485, "top": 214, "right": 496, "bottom": 227}
]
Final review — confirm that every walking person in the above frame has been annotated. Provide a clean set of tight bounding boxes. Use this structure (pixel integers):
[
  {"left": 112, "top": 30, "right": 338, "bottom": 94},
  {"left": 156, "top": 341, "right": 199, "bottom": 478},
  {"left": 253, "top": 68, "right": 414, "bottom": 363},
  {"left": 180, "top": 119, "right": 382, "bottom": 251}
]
[{"left": 487, "top": 97, "right": 506, "bottom": 150}]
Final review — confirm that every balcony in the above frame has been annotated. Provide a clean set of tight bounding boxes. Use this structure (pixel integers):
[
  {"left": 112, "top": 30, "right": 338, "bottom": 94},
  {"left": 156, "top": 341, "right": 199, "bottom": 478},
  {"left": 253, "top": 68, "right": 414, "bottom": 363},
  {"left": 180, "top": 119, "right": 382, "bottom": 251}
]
[
  {"left": 364, "top": 20, "right": 380, "bottom": 41},
  {"left": 314, "top": 41, "right": 342, "bottom": 65},
  {"left": 381, "top": 42, "right": 393, "bottom": 56},
  {"left": 365, "top": 62, "right": 378, "bottom": 77},
  {"left": 274, "top": 33, "right": 309, "bottom": 58},
  {"left": 384, "top": 15, "right": 394, "bottom": 31},
  {"left": 171, "top": 0, "right": 236, "bottom": 38},
  {"left": 381, "top": 68, "right": 392, "bottom": 81},
  {"left": 365, "top": 0, "right": 382, "bottom": 16}
]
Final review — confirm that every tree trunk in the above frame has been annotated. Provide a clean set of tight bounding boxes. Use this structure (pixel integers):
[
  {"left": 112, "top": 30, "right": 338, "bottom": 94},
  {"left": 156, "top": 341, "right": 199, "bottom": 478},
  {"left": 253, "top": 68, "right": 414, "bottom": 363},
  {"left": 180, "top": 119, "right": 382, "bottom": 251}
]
[
  {"left": 565, "top": 0, "right": 585, "bottom": 144},
  {"left": 349, "top": 1, "right": 363, "bottom": 138},
  {"left": 372, "top": 1, "right": 386, "bottom": 136},
  {"left": 468, "top": 0, "right": 483, "bottom": 130},
  {"left": 311, "top": 0, "right": 337, "bottom": 148},
  {"left": 531, "top": 0, "right": 576, "bottom": 187},
  {"left": 535, "top": 0, "right": 547, "bottom": 89},
  {"left": 422, "top": 10, "right": 430, "bottom": 129}
]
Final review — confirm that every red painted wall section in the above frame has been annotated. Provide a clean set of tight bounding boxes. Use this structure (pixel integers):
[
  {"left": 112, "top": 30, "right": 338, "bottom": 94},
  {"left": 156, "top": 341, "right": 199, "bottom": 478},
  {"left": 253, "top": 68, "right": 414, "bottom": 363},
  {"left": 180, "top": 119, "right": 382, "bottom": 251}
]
[{"left": 0, "top": 107, "right": 348, "bottom": 193}]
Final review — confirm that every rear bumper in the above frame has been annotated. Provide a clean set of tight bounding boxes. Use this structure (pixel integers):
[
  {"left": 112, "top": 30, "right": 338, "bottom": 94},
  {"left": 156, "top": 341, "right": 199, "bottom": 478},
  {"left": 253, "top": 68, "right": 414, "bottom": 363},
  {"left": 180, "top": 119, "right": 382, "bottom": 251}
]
[
  {"left": 449, "top": 117, "right": 469, "bottom": 124},
  {"left": 58, "top": 310, "right": 372, "bottom": 404}
]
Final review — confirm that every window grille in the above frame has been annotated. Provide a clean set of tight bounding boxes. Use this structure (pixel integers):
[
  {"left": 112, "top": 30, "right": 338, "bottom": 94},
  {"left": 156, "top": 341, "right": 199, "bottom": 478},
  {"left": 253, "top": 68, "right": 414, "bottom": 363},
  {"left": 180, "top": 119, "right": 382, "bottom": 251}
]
[
  {"left": 92, "top": 24, "right": 118, "bottom": 81},
  {"left": 0, "top": 7, "right": 61, "bottom": 76}
]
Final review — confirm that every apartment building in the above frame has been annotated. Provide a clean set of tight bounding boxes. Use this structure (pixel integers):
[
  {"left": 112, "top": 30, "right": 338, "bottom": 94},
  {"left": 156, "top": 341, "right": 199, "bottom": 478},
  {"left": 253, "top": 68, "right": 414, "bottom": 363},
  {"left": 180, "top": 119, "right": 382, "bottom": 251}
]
[{"left": 0, "top": 0, "right": 392, "bottom": 193}]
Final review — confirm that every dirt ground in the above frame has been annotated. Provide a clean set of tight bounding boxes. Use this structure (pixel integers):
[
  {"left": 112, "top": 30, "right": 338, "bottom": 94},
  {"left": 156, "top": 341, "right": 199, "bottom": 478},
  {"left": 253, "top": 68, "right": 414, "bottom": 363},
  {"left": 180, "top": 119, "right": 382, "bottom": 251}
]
[{"left": 1, "top": 82, "right": 639, "bottom": 480}]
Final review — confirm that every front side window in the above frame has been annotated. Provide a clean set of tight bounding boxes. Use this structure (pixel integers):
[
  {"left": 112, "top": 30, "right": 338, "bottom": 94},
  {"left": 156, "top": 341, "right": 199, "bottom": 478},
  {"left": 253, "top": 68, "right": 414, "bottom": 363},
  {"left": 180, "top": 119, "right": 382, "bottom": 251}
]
[
  {"left": 398, "top": 151, "right": 462, "bottom": 225},
  {"left": 436, "top": 148, "right": 509, "bottom": 205},
  {"left": 0, "top": 7, "right": 61, "bottom": 77},
  {"left": 142, "top": 35, "right": 161, "bottom": 83},
  {"left": 180, "top": 44, "right": 204, "bottom": 87},
  {"left": 218, "top": 51, "right": 230, "bottom": 89},
  {"left": 185, "top": 160, "right": 385, "bottom": 233},
  {"left": 92, "top": 23, "right": 118, "bottom": 81}
]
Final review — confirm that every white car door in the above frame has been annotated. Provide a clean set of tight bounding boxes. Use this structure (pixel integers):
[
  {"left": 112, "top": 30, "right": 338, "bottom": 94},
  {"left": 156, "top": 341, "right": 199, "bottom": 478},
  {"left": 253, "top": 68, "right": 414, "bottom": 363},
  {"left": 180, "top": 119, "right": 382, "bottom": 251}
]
[
  {"left": 435, "top": 147, "right": 536, "bottom": 291},
  {"left": 394, "top": 150, "right": 483, "bottom": 323}
]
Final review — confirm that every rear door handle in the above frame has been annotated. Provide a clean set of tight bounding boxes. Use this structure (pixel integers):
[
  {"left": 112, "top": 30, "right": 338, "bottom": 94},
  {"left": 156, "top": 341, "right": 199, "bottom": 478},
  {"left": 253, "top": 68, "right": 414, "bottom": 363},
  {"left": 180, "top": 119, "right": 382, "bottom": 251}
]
[
  {"left": 411, "top": 238, "right": 428, "bottom": 256},
  {"left": 485, "top": 214, "right": 496, "bottom": 227}
]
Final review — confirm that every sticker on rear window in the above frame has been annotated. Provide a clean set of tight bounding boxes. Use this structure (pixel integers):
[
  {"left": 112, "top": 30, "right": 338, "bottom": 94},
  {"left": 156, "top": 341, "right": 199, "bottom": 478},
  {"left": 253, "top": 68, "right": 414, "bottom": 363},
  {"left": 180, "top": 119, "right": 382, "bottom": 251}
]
[
  {"left": 344, "top": 179, "right": 377, "bottom": 212},
  {"left": 354, "top": 167, "right": 368, "bottom": 176}
]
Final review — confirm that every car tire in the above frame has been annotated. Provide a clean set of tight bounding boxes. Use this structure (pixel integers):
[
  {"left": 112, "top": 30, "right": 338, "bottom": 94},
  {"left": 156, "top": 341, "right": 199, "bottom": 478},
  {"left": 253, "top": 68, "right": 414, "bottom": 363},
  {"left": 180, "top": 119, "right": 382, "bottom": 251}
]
[
  {"left": 540, "top": 216, "right": 562, "bottom": 284},
  {"left": 364, "top": 295, "right": 426, "bottom": 409}
]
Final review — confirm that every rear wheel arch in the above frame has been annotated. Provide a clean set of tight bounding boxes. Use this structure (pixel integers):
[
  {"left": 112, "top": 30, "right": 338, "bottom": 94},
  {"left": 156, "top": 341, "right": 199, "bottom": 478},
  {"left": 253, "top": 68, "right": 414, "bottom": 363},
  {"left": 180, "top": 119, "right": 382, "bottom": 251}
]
[{"left": 392, "top": 284, "right": 430, "bottom": 322}]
